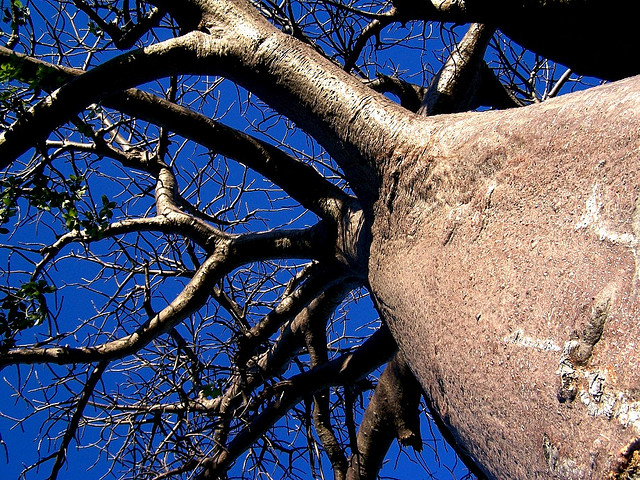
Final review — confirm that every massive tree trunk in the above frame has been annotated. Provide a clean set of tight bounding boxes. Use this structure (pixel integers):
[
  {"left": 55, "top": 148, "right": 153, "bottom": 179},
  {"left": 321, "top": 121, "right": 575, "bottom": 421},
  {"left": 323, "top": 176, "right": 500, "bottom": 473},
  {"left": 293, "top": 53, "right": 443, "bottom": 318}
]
[
  {"left": 1, "top": 0, "right": 639, "bottom": 478},
  {"left": 369, "top": 76, "right": 640, "bottom": 479}
]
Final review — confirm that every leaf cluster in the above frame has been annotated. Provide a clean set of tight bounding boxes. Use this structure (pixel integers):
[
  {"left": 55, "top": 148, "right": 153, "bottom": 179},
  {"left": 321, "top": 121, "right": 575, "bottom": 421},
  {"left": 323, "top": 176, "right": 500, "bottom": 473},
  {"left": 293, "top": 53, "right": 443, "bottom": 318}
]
[
  {"left": 1, "top": 0, "right": 29, "bottom": 30},
  {"left": 0, "top": 279, "right": 55, "bottom": 353},
  {"left": 1, "top": 173, "right": 116, "bottom": 239},
  {"left": 0, "top": 53, "right": 66, "bottom": 89}
]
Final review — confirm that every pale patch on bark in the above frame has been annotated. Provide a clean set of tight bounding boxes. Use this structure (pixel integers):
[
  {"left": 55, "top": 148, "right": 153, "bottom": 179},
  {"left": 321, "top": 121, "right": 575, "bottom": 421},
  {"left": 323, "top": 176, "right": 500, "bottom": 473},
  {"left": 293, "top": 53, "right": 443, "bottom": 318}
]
[
  {"left": 542, "top": 434, "right": 582, "bottom": 478},
  {"left": 575, "top": 183, "right": 640, "bottom": 290},
  {"left": 576, "top": 374, "right": 640, "bottom": 435},
  {"left": 503, "top": 329, "right": 562, "bottom": 352}
]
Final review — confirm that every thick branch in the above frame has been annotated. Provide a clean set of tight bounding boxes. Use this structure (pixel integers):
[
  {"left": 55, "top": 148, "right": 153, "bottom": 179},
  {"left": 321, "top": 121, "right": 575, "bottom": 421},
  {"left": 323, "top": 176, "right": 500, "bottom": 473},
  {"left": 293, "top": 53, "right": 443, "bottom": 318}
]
[
  {"left": 116, "top": 90, "right": 356, "bottom": 222},
  {"left": 418, "top": 23, "right": 495, "bottom": 115},
  {"left": 237, "top": 264, "right": 357, "bottom": 363},
  {"left": 0, "top": 46, "right": 354, "bottom": 223},
  {"left": 2, "top": 225, "right": 327, "bottom": 368},
  {"left": 33, "top": 215, "right": 218, "bottom": 279},
  {"left": 1, "top": 252, "right": 226, "bottom": 367},
  {"left": 365, "top": 75, "right": 426, "bottom": 113},
  {"left": 1, "top": 1, "right": 438, "bottom": 206},
  {"left": 347, "top": 354, "right": 423, "bottom": 480},
  {"left": 124, "top": 282, "right": 356, "bottom": 418},
  {"left": 302, "top": 280, "right": 356, "bottom": 480},
  {"left": 0, "top": 32, "right": 208, "bottom": 167},
  {"left": 209, "top": 278, "right": 359, "bottom": 475},
  {"left": 32, "top": 161, "right": 235, "bottom": 278}
]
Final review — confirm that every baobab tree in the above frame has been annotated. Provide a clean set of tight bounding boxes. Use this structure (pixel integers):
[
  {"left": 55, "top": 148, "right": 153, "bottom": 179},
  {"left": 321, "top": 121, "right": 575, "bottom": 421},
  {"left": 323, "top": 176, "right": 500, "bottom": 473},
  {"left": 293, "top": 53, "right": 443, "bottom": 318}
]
[{"left": 0, "top": 1, "right": 639, "bottom": 480}]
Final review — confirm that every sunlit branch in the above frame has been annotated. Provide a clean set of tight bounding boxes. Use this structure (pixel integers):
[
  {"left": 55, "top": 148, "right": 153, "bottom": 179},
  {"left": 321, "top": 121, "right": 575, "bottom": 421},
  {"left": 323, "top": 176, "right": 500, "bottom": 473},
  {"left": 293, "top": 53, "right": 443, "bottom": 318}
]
[
  {"left": 139, "top": 1, "right": 429, "bottom": 199},
  {"left": 391, "top": 0, "right": 638, "bottom": 79},
  {"left": 4, "top": 224, "right": 327, "bottom": 368},
  {"left": 0, "top": 31, "right": 210, "bottom": 167},
  {"left": 105, "top": 279, "right": 363, "bottom": 472},
  {"left": 419, "top": 23, "right": 495, "bottom": 115},
  {"left": 1, "top": 252, "right": 225, "bottom": 368},
  {"left": 140, "top": 262, "right": 205, "bottom": 391},
  {"left": 1, "top": 0, "right": 426, "bottom": 204},
  {"left": 32, "top": 214, "right": 221, "bottom": 280},
  {"left": 45, "top": 139, "right": 149, "bottom": 170},
  {"left": 546, "top": 67, "right": 573, "bottom": 99},
  {"left": 0, "top": 46, "right": 354, "bottom": 223},
  {"left": 117, "top": 89, "right": 355, "bottom": 222}
]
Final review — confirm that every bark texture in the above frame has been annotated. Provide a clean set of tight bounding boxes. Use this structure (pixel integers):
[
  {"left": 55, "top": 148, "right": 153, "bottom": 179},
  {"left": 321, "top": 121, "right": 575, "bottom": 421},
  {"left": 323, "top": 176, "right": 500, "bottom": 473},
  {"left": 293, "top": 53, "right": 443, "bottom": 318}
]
[{"left": 369, "top": 76, "right": 640, "bottom": 479}]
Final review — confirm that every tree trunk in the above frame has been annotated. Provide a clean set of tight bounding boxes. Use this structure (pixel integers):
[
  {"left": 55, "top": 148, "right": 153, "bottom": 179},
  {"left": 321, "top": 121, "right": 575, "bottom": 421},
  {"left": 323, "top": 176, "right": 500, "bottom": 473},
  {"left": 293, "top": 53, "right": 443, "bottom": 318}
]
[{"left": 369, "top": 75, "right": 640, "bottom": 479}]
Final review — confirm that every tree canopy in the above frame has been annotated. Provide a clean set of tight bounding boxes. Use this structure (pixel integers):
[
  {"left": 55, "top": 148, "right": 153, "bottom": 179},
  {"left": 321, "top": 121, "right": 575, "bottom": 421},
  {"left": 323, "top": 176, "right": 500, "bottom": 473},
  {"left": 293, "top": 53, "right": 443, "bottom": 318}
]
[{"left": 0, "top": 1, "right": 638, "bottom": 479}]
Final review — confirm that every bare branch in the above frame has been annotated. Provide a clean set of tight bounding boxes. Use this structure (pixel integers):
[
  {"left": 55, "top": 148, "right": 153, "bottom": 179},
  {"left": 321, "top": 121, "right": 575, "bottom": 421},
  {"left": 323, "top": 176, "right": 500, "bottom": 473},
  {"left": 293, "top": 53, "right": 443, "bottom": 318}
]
[
  {"left": 343, "top": 8, "right": 399, "bottom": 72},
  {"left": 196, "top": 324, "right": 397, "bottom": 479},
  {"left": 0, "top": 46, "right": 354, "bottom": 222},
  {"left": 0, "top": 31, "right": 210, "bottom": 167},
  {"left": 365, "top": 75, "right": 426, "bottom": 113},
  {"left": 72, "top": 1, "right": 166, "bottom": 49},
  {"left": 546, "top": 67, "right": 573, "bottom": 99},
  {"left": 237, "top": 263, "right": 357, "bottom": 363},
  {"left": 303, "top": 292, "right": 349, "bottom": 479},
  {"left": 3, "top": 225, "right": 326, "bottom": 368},
  {"left": 419, "top": 23, "right": 495, "bottom": 115},
  {"left": 47, "top": 361, "right": 109, "bottom": 480}
]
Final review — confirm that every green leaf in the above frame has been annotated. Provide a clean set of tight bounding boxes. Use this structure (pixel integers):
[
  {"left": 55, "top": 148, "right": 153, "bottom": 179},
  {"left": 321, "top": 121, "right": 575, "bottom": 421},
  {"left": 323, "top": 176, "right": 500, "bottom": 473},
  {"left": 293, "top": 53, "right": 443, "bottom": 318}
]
[
  {"left": 87, "top": 21, "right": 103, "bottom": 38},
  {"left": 202, "top": 384, "right": 222, "bottom": 399},
  {"left": 63, "top": 206, "right": 79, "bottom": 230},
  {"left": 75, "top": 122, "right": 93, "bottom": 137},
  {"left": 0, "top": 56, "right": 24, "bottom": 83}
]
